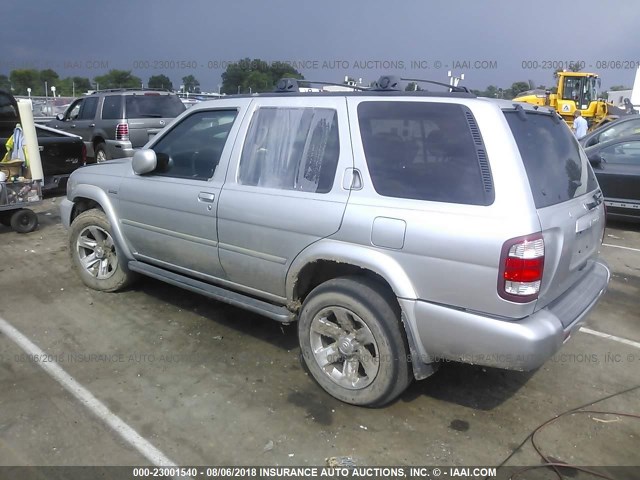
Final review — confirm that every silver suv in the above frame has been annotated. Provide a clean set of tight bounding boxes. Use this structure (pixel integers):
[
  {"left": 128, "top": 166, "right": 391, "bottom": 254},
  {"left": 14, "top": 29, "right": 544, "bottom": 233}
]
[
  {"left": 60, "top": 77, "right": 610, "bottom": 406},
  {"left": 49, "top": 89, "right": 185, "bottom": 163}
]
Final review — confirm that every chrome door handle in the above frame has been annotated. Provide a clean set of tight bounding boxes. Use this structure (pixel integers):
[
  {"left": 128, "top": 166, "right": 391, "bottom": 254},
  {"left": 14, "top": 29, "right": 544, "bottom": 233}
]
[
  {"left": 198, "top": 192, "right": 215, "bottom": 203},
  {"left": 89, "top": 123, "right": 95, "bottom": 127}
]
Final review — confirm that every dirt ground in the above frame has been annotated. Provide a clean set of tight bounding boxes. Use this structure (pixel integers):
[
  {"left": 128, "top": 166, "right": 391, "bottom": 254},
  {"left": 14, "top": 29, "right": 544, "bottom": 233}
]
[{"left": 0, "top": 196, "right": 638, "bottom": 477}]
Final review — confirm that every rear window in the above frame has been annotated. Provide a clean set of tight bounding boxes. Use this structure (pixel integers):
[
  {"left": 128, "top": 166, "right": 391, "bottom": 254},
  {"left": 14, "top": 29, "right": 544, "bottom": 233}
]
[
  {"left": 505, "top": 110, "right": 598, "bottom": 208},
  {"left": 125, "top": 94, "right": 185, "bottom": 119},
  {"left": 358, "top": 101, "right": 493, "bottom": 205}
]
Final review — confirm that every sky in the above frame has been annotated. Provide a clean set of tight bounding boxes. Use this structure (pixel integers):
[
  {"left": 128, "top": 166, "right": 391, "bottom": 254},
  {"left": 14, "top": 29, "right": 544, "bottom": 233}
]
[{"left": 2, "top": 0, "right": 640, "bottom": 93}]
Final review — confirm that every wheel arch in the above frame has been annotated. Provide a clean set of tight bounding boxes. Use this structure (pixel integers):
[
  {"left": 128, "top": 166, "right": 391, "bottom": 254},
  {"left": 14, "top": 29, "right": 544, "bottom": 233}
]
[
  {"left": 68, "top": 184, "right": 134, "bottom": 261},
  {"left": 287, "top": 241, "right": 418, "bottom": 306}
]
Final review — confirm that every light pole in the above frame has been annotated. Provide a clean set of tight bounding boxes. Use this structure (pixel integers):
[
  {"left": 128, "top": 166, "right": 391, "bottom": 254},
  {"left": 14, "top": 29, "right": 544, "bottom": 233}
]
[
  {"left": 51, "top": 86, "right": 56, "bottom": 98},
  {"left": 27, "top": 87, "right": 31, "bottom": 99}
]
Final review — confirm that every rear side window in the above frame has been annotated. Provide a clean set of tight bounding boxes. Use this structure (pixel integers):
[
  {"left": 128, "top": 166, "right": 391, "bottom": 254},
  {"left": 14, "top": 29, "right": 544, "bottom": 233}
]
[
  {"left": 125, "top": 94, "right": 185, "bottom": 119},
  {"left": 358, "top": 101, "right": 493, "bottom": 205},
  {"left": 505, "top": 110, "right": 598, "bottom": 208},
  {"left": 102, "top": 95, "right": 122, "bottom": 119},
  {"left": 238, "top": 107, "right": 340, "bottom": 194}
]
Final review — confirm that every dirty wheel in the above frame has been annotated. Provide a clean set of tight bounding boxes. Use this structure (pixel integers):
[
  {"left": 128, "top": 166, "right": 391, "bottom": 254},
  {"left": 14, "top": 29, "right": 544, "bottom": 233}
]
[
  {"left": 69, "top": 208, "right": 135, "bottom": 291},
  {"left": 298, "top": 276, "right": 412, "bottom": 407},
  {"left": 10, "top": 209, "right": 38, "bottom": 233},
  {"left": 94, "top": 143, "right": 108, "bottom": 163}
]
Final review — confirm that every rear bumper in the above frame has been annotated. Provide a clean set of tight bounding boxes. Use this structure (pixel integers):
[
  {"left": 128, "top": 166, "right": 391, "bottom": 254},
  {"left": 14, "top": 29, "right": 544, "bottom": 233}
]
[
  {"left": 105, "top": 140, "right": 134, "bottom": 159},
  {"left": 400, "top": 260, "right": 610, "bottom": 371},
  {"left": 42, "top": 174, "right": 70, "bottom": 191}
]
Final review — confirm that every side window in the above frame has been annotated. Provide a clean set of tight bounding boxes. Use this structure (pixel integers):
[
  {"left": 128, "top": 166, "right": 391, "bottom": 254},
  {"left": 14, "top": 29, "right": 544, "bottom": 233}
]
[
  {"left": 238, "top": 107, "right": 339, "bottom": 193},
  {"left": 78, "top": 97, "right": 98, "bottom": 120},
  {"left": 600, "top": 141, "right": 640, "bottom": 165},
  {"left": 151, "top": 109, "right": 237, "bottom": 180},
  {"left": 102, "top": 95, "right": 123, "bottom": 120},
  {"left": 359, "top": 101, "right": 491, "bottom": 205},
  {"left": 66, "top": 99, "right": 83, "bottom": 120}
]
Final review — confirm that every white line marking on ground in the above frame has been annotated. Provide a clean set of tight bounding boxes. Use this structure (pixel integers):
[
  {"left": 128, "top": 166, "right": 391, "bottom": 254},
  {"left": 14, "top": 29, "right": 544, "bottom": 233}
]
[
  {"left": 602, "top": 243, "right": 640, "bottom": 253},
  {"left": 0, "top": 316, "right": 178, "bottom": 467},
  {"left": 580, "top": 327, "right": 640, "bottom": 350}
]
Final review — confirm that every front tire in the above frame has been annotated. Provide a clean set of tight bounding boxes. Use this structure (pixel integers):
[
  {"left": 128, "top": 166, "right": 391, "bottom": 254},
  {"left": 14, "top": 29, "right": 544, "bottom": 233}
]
[
  {"left": 298, "top": 276, "right": 412, "bottom": 407},
  {"left": 69, "top": 208, "right": 135, "bottom": 292}
]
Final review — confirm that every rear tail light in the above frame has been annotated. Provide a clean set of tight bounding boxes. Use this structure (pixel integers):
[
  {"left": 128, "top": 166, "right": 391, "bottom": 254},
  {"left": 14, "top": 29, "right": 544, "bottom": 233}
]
[
  {"left": 81, "top": 144, "right": 87, "bottom": 165},
  {"left": 498, "top": 234, "right": 545, "bottom": 303},
  {"left": 115, "top": 123, "right": 129, "bottom": 141}
]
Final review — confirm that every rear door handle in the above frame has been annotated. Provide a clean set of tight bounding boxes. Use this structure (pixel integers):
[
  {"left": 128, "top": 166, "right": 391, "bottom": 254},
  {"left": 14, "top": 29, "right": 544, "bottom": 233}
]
[{"left": 198, "top": 192, "right": 215, "bottom": 203}]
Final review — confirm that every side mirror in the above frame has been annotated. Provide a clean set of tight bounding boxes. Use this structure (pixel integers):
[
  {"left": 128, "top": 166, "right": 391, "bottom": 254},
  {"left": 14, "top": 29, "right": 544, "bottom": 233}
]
[
  {"left": 131, "top": 149, "right": 157, "bottom": 175},
  {"left": 587, "top": 152, "right": 603, "bottom": 166},
  {"left": 56, "top": 113, "right": 65, "bottom": 121}
]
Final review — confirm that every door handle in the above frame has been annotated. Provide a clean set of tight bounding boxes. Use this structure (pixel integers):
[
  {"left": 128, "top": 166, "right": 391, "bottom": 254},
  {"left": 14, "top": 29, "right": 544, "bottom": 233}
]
[
  {"left": 70, "top": 124, "right": 76, "bottom": 128},
  {"left": 198, "top": 192, "right": 215, "bottom": 203},
  {"left": 89, "top": 123, "right": 95, "bottom": 127}
]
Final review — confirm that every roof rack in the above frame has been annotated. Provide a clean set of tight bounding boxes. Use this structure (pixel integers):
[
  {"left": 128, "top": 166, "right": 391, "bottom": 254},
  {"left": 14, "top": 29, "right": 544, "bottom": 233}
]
[
  {"left": 273, "top": 76, "right": 471, "bottom": 94},
  {"left": 401, "top": 78, "right": 470, "bottom": 93},
  {"left": 274, "top": 78, "right": 368, "bottom": 93},
  {"left": 91, "top": 87, "right": 172, "bottom": 94}
]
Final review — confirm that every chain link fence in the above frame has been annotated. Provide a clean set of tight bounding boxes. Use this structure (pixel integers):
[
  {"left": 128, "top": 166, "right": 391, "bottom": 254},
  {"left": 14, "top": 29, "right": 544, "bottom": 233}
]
[{"left": 14, "top": 96, "right": 76, "bottom": 120}]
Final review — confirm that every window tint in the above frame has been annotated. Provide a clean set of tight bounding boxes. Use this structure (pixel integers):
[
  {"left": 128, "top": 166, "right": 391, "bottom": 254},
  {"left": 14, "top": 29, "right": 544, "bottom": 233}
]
[
  {"left": 505, "top": 110, "right": 598, "bottom": 208},
  {"left": 151, "top": 109, "right": 237, "bottom": 180},
  {"left": 600, "top": 141, "right": 640, "bottom": 165},
  {"left": 125, "top": 94, "right": 185, "bottom": 119},
  {"left": 79, "top": 97, "right": 98, "bottom": 120},
  {"left": 238, "top": 107, "right": 339, "bottom": 193},
  {"left": 102, "top": 95, "right": 122, "bottom": 120},
  {"left": 67, "top": 100, "right": 82, "bottom": 120},
  {"left": 599, "top": 119, "right": 640, "bottom": 143},
  {"left": 358, "top": 101, "right": 491, "bottom": 205}
]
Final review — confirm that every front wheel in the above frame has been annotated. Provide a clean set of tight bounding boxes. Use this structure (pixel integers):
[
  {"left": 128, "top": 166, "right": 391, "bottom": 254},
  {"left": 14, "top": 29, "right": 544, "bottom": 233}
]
[
  {"left": 69, "top": 208, "right": 135, "bottom": 291},
  {"left": 298, "top": 276, "right": 412, "bottom": 407}
]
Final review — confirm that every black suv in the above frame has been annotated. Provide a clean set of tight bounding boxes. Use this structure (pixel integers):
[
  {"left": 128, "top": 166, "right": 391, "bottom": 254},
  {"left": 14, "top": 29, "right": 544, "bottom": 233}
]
[{"left": 48, "top": 89, "right": 185, "bottom": 162}]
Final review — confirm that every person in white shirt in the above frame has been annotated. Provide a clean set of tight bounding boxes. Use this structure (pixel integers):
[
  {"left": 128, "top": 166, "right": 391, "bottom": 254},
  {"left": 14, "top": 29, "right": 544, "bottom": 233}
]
[{"left": 573, "top": 110, "right": 588, "bottom": 139}]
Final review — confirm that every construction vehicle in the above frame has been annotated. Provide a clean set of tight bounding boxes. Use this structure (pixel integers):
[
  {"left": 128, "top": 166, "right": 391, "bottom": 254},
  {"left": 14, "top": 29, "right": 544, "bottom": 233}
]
[{"left": 514, "top": 71, "right": 623, "bottom": 130}]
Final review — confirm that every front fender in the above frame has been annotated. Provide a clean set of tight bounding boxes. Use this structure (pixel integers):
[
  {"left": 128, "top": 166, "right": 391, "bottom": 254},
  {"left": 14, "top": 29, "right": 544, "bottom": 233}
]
[
  {"left": 67, "top": 183, "right": 134, "bottom": 261},
  {"left": 286, "top": 239, "right": 418, "bottom": 301}
]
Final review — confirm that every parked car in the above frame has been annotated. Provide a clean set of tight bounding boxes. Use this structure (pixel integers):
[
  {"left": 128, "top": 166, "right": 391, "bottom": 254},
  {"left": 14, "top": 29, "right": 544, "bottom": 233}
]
[
  {"left": 579, "top": 114, "right": 640, "bottom": 148},
  {"left": 0, "top": 90, "right": 86, "bottom": 192},
  {"left": 48, "top": 89, "right": 185, "bottom": 162},
  {"left": 585, "top": 134, "right": 640, "bottom": 221},
  {"left": 60, "top": 77, "right": 610, "bottom": 406}
]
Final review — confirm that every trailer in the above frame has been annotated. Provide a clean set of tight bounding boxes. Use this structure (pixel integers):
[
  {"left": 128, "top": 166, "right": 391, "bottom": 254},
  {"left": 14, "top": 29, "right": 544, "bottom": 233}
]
[{"left": 0, "top": 97, "right": 44, "bottom": 233}]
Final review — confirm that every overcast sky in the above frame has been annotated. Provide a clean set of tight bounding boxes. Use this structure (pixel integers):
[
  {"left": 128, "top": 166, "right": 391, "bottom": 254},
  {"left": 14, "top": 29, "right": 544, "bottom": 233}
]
[{"left": 2, "top": 0, "right": 640, "bottom": 92}]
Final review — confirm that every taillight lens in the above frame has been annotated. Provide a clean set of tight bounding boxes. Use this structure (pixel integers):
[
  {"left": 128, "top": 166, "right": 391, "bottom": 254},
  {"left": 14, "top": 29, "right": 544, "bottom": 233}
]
[
  {"left": 116, "top": 123, "right": 129, "bottom": 141},
  {"left": 498, "top": 234, "right": 545, "bottom": 303}
]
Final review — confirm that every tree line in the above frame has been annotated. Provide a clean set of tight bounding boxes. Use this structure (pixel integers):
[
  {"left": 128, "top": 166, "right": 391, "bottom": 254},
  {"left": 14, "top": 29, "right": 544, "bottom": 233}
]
[
  {"left": 0, "top": 69, "right": 203, "bottom": 96},
  {"left": 1, "top": 60, "right": 629, "bottom": 99}
]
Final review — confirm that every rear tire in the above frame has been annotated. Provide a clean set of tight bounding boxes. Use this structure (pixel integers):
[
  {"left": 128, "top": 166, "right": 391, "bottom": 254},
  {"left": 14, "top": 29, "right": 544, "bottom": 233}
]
[
  {"left": 69, "top": 208, "right": 135, "bottom": 292},
  {"left": 10, "top": 209, "right": 38, "bottom": 233},
  {"left": 94, "top": 142, "right": 108, "bottom": 163},
  {"left": 298, "top": 276, "right": 412, "bottom": 407}
]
